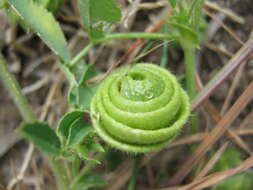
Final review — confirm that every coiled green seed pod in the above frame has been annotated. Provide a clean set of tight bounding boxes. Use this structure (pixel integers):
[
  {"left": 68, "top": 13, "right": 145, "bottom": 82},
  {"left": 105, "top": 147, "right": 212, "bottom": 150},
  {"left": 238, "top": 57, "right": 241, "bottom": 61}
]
[{"left": 91, "top": 63, "right": 190, "bottom": 153}]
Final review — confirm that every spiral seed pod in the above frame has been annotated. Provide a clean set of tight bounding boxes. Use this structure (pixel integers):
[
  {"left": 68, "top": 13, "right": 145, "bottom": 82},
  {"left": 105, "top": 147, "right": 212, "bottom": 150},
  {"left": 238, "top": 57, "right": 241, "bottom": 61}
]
[{"left": 91, "top": 63, "right": 190, "bottom": 153}]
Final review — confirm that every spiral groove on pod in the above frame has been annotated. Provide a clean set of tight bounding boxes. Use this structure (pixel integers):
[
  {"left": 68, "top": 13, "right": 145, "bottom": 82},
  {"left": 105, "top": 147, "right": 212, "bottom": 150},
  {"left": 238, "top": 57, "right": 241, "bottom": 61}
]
[{"left": 91, "top": 63, "right": 190, "bottom": 153}]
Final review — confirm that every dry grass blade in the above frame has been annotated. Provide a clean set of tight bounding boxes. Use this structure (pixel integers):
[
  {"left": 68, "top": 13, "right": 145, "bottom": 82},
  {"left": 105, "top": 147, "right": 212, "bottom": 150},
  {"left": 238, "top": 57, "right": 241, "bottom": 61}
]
[
  {"left": 192, "top": 36, "right": 253, "bottom": 111},
  {"left": 185, "top": 155, "right": 253, "bottom": 190},
  {"left": 204, "top": 10, "right": 244, "bottom": 45},
  {"left": 138, "top": 1, "right": 167, "bottom": 10},
  {"left": 168, "top": 81, "right": 253, "bottom": 186},
  {"left": 156, "top": 155, "right": 253, "bottom": 190},
  {"left": 169, "top": 128, "right": 253, "bottom": 150},
  {"left": 236, "top": 129, "right": 253, "bottom": 136},
  {"left": 194, "top": 142, "right": 229, "bottom": 180},
  {"left": 238, "top": 110, "right": 253, "bottom": 129},
  {"left": 169, "top": 133, "right": 206, "bottom": 148},
  {"left": 196, "top": 73, "right": 253, "bottom": 155},
  {"left": 204, "top": 1, "right": 245, "bottom": 24},
  {"left": 205, "top": 43, "right": 233, "bottom": 57},
  {"left": 220, "top": 63, "right": 246, "bottom": 114},
  {"left": 227, "top": 131, "right": 253, "bottom": 155}
]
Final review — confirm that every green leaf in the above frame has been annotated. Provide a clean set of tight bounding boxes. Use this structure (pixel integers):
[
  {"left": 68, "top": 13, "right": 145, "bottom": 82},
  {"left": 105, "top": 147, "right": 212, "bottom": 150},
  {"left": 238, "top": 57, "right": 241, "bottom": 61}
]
[
  {"left": 69, "top": 85, "right": 97, "bottom": 110},
  {"left": 168, "top": 0, "right": 177, "bottom": 8},
  {"left": 73, "top": 173, "right": 106, "bottom": 190},
  {"left": 57, "top": 110, "right": 84, "bottom": 142},
  {"left": 72, "top": 156, "right": 81, "bottom": 176},
  {"left": 78, "top": 0, "right": 121, "bottom": 41},
  {"left": 77, "top": 85, "right": 98, "bottom": 109},
  {"left": 46, "top": 0, "right": 65, "bottom": 12},
  {"left": 19, "top": 122, "right": 61, "bottom": 155},
  {"left": 71, "top": 60, "right": 88, "bottom": 85},
  {"left": 87, "top": 142, "right": 104, "bottom": 152},
  {"left": 89, "top": 24, "right": 105, "bottom": 41},
  {"left": 0, "top": 0, "right": 5, "bottom": 8},
  {"left": 67, "top": 117, "right": 93, "bottom": 147},
  {"left": 79, "top": 0, "right": 121, "bottom": 26},
  {"left": 76, "top": 144, "right": 101, "bottom": 164},
  {"left": 169, "top": 21, "right": 199, "bottom": 47},
  {"left": 90, "top": 0, "right": 121, "bottom": 23},
  {"left": 7, "top": 0, "right": 71, "bottom": 62},
  {"left": 188, "top": 0, "right": 204, "bottom": 30},
  {"left": 34, "top": 0, "right": 65, "bottom": 11},
  {"left": 69, "top": 64, "right": 100, "bottom": 110},
  {"left": 6, "top": 7, "right": 20, "bottom": 24},
  {"left": 78, "top": 0, "right": 90, "bottom": 30}
]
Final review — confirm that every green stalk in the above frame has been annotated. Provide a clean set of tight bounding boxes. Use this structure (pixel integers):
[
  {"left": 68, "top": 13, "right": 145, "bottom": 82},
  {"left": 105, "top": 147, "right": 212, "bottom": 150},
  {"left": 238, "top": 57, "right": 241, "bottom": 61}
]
[
  {"left": 48, "top": 158, "right": 70, "bottom": 190},
  {"left": 68, "top": 43, "right": 93, "bottom": 67},
  {"left": 128, "top": 155, "right": 142, "bottom": 190},
  {"left": 160, "top": 25, "right": 169, "bottom": 68},
  {"left": 69, "top": 33, "right": 176, "bottom": 72},
  {"left": 183, "top": 46, "right": 196, "bottom": 100},
  {"left": 182, "top": 46, "right": 198, "bottom": 134},
  {"left": 0, "top": 53, "right": 69, "bottom": 190}
]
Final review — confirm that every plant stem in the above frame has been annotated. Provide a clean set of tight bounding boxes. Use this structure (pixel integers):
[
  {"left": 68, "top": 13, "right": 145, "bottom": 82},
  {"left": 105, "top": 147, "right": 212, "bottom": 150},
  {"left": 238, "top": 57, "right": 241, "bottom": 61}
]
[
  {"left": 160, "top": 25, "right": 169, "bottom": 68},
  {"left": 69, "top": 33, "right": 176, "bottom": 72},
  {"left": 128, "top": 155, "right": 142, "bottom": 190},
  {"left": 69, "top": 33, "right": 176, "bottom": 70},
  {"left": 48, "top": 157, "right": 70, "bottom": 190},
  {"left": 0, "top": 53, "right": 69, "bottom": 190},
  {"left": 0, "top": 54, "right": 36, "bottom": 122},
  {"left": 183, "top": 46, "right": 196, "bottom": 100},
  {"left": 94, "top": 33, "right": 176, "bottom": 44},
  {"left": 182, "top": 46, "right": 199, "bottom": 134},
  {"left": 69, "top": 43, "right": 93, "bottom": 67}
]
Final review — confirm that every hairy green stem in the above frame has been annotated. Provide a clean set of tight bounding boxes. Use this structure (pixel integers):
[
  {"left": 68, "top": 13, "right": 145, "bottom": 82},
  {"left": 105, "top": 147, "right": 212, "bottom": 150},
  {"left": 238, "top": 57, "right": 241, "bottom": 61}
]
[
  {"left": 48, "top": 158, "right": 70, "bottom": 190},
  {"left": 183, "top": 47, "right": 196, "bottom": 100},
  {"left": 182, "top": 46, "right": 198, "bottom": 134},
  {"left": 128, "top": 155, "right": 142, "bottom": 190},
  {"left": 0, "top": 53, "right": 69, "bottom": 190}
]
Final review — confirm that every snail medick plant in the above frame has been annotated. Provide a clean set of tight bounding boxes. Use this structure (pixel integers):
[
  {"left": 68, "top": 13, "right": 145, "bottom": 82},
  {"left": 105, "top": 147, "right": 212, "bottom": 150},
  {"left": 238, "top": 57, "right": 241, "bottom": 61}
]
[
  {"left": 91, "top": 63, "right": 190, "bottom": 153},
  {"left": 0, "top": 0, "right": 208, "bottom": 189}
]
